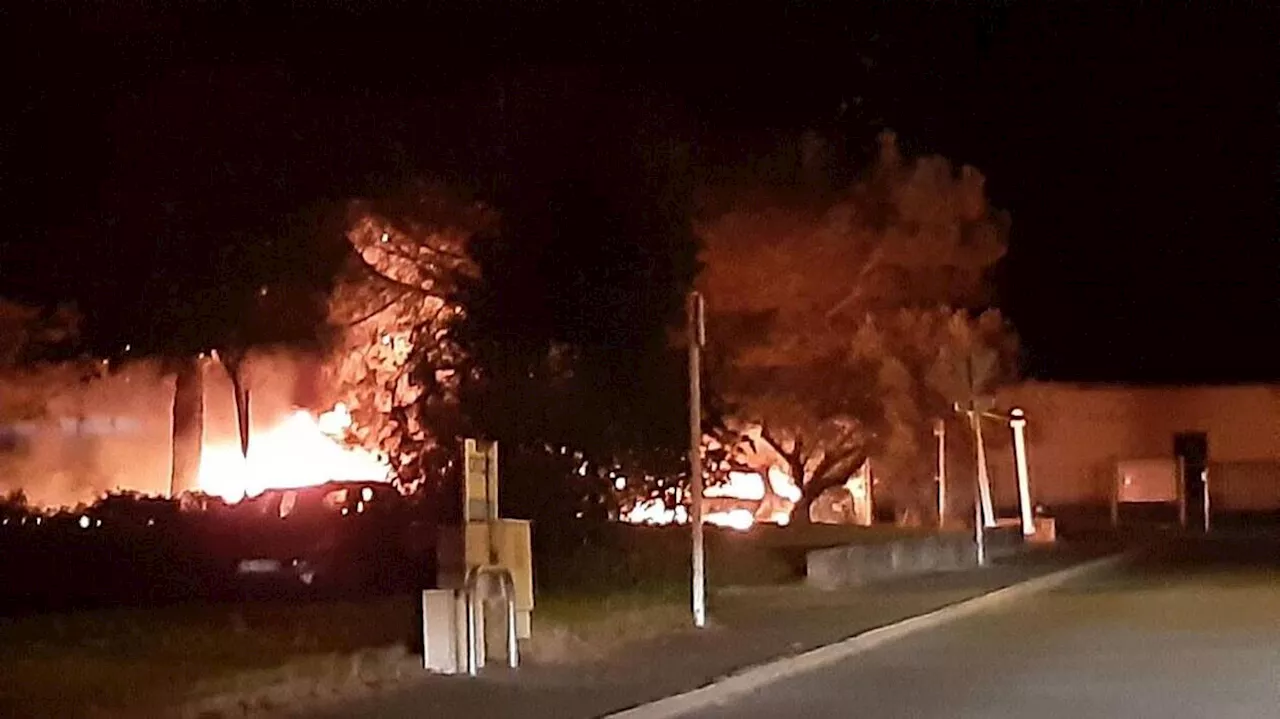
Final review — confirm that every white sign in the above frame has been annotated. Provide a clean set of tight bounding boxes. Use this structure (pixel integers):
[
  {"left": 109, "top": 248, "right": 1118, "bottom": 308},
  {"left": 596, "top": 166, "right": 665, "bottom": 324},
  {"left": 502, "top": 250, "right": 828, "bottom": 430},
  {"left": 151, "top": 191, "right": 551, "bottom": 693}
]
[{"left": 1116, "top": 458, "right": 1179, "bottom": 503}]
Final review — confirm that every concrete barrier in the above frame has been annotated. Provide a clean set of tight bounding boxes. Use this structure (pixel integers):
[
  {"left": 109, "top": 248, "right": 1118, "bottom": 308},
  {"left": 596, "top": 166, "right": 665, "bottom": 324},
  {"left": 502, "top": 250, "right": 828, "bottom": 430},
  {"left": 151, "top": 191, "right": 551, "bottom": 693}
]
[{"left": 806, "top": 527, "right": 1023, "bottom": 590}]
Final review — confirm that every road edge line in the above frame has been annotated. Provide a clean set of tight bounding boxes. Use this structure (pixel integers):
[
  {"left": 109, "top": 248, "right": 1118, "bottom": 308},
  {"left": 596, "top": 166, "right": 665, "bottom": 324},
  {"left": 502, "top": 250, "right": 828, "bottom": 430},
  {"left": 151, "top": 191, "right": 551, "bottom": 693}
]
[{"left": 602, "top": 552, "right": 1133, "bottom": 719}]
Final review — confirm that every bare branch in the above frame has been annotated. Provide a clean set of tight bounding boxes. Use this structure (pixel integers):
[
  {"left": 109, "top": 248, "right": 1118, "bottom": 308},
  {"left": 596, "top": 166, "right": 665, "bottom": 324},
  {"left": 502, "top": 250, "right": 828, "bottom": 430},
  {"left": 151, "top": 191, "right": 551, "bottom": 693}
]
[
  {"left": 341, "top": 293, "right": 408, "bottom": 328},
  {"left": 758, "top": 425, "right": 797, "bottom": 465},
  {"left": 824, "top": 245, "right": 886, "bottom": 321}
]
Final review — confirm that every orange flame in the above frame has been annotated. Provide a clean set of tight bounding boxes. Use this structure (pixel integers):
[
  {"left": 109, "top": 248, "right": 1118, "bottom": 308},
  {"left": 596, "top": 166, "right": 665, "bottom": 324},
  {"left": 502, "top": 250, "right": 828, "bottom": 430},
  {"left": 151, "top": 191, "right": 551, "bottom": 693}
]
[
  {"left": 197, "top": 403, "right": 392, "bottom": 502},
  {"left": 622, "top": 465, "right": 803, "bottom": 530}
]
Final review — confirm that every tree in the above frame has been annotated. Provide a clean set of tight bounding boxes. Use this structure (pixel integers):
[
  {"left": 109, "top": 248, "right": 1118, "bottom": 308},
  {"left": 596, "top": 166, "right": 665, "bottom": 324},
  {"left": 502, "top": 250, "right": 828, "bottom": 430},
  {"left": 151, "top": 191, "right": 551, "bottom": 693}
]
[
  {"left": 461, "top": 331, "right": 689, "bottom": 538},
  {"left": 452, "top": 98, "right": 699, "bottom": 538},
  {"left": 0, "top": 300, "right": 106, "bottom": 502},
  {"left": 322, "top": 182, "right": 496, "bottom": 490},
  {"left": 0, "top": 299, "right": 80, "bottom": 367},
  {"left": 0, "top": 300, "right": 92, "bottom": 421},
  {"left": 696, "top": 130, "right": 1017, "bottom": 524}
]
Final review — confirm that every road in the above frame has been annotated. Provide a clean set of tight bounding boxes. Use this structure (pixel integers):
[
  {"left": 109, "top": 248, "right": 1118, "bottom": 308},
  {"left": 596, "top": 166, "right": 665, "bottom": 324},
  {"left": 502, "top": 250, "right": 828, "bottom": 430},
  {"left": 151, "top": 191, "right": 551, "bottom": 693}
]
[{"left": 692, "top": 534, "right": 1280, "bottom": 719}]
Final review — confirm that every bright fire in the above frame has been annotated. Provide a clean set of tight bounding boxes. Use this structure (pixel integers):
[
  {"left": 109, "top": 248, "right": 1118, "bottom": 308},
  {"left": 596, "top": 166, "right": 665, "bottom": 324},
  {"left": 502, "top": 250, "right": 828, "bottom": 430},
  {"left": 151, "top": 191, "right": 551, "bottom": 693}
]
[
  {"left": 623, "top": 466, "right": 802, "bottom": 530},
  {"left": 704, "top": 508, "right": 754, "bottom": 531},
  {"left": 197, "top": 403, "right": 392, "bottom": 502}
]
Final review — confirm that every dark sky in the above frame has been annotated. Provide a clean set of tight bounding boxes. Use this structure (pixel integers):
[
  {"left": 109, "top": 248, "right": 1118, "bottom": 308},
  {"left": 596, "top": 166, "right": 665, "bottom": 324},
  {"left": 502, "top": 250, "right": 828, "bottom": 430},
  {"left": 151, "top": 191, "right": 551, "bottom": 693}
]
[{"left": 2, "top": 1, "right": 1276, "bottom": 383}]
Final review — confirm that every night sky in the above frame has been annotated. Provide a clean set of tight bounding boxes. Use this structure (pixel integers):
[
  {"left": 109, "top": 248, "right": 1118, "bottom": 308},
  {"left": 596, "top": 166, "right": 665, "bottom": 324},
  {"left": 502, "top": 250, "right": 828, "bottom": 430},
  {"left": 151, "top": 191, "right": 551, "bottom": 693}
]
[{"left": 2, "top": 1, "right": 1276, "bottom": 383}]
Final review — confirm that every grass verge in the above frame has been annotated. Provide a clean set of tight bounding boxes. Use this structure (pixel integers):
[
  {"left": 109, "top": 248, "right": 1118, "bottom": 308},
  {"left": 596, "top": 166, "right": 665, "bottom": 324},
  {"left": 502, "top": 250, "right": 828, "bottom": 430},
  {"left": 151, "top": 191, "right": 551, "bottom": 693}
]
[{"left": 0, "top": 522, "right": 943, "bottom": 717}]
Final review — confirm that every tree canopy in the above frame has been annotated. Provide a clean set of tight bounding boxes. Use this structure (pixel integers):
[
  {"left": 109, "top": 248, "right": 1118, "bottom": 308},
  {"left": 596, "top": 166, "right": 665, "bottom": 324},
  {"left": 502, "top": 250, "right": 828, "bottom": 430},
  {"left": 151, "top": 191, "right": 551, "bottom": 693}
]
[
  {"left": 0, "top": 300, "right": 94, "bottom": 422},
  {"left": 0, "top": 300, "right": 80, "bottom": 367},
  {"left": 696, "top": 131, "right": 1017, "bottom": 523},
  {"left": 322, "top": 182, "right": 496, "bottom": 489}
]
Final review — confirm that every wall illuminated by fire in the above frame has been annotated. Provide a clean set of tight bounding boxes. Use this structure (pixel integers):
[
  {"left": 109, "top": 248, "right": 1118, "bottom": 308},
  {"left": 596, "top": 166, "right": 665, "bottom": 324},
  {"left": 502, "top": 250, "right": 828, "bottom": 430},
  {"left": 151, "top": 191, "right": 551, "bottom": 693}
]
[{"left": 0, "top": 352, "right": 390, "bottom": 508}]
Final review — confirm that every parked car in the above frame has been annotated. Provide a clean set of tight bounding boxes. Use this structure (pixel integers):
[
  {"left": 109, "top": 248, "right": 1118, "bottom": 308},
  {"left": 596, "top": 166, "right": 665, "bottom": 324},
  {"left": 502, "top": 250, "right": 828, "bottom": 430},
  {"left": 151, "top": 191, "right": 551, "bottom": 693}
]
[{"left": 219, "top": 481, "right": 424, "bottom": 596}]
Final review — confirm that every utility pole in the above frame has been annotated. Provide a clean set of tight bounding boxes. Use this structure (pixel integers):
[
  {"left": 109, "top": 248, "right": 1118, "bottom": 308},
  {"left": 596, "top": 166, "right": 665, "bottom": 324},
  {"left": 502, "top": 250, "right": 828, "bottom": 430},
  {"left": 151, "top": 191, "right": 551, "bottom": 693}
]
[{"left": 687, "top": 291, "right": 707, "bottom": 628}]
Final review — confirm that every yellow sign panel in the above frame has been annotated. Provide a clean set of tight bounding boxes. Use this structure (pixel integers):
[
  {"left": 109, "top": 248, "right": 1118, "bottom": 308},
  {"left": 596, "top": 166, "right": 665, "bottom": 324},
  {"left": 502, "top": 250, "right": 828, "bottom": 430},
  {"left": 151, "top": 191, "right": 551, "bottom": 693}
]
[{"left": 464, "top": 519, "right": 534, "bottom": 612}]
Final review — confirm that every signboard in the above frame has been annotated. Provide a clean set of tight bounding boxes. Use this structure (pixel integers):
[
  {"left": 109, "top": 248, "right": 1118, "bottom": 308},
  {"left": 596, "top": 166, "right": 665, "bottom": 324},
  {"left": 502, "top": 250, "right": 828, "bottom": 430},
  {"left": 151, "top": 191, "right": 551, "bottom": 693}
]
[{"left": 1116, "top": 458, "right": 1179, "bottom": 503}]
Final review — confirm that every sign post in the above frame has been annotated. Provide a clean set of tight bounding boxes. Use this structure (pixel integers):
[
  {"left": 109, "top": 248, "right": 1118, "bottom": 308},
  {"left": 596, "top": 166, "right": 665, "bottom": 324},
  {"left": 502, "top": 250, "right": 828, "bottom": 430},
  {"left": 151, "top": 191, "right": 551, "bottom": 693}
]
[
  {"left": 462, "top": 439, "right": 500, "bottom": 565},
  {"left": 970, "top": 410, "right": 987, "bottom": 567},
  {"left": 687, "top": 292, "right": 707, "bottom": 628},
  {"left": 964, "top": 351, "right": 997, "bottom": 528},
  {"left": 961, "top": 349, "right": 999, "bottom": 564},
  {"left": 973, "top": 411, "right": 995, "bottom": 528}
]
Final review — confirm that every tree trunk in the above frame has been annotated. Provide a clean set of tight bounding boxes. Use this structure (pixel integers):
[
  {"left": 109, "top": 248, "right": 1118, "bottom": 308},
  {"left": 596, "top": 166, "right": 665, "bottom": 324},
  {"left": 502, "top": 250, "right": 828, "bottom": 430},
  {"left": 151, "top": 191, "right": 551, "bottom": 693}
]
[
  {"left": 169, "top": 356, "right": 204, "bottom": 497},
  {"left": 787, "top": 449, "right": 870, "bottom": 528},
  {"left": 786, "top": 453, "right": 813, "bottom": 526},
  {"left": 222, "top": 353, "right": 251, "bottom": 459},
  {"left": 791, "top": 490, "right": 817, "bottom": 526}
]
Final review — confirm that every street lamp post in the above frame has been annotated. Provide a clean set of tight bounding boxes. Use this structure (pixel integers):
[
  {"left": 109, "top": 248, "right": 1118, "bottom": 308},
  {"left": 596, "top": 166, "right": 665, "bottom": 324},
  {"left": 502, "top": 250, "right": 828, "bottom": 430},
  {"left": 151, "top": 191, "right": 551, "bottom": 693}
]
[{"left": 1009, "top": 408, "right": 1035, "bottom": 537}]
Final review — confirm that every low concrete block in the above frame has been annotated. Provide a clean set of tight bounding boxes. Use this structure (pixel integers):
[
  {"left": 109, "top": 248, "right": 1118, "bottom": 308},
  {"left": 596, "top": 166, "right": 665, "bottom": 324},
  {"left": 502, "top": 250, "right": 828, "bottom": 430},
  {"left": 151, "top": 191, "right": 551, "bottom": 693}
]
[{"left": 806, "top": 530, "right": 1023, "bottom": 590}]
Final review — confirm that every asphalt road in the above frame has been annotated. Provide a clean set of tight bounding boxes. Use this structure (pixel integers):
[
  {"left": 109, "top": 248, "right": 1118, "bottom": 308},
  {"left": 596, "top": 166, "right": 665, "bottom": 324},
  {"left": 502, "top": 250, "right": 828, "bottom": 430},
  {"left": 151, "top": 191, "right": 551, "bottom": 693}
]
[{"left": 693, "top": 535, "right": 1280, "bottom": 719}]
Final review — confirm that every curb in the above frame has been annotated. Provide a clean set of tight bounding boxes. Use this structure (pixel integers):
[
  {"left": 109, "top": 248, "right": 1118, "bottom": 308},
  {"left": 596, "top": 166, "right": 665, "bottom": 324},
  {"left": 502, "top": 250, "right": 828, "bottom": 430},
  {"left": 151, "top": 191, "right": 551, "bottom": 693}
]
[{"left": 603, "top": 552, "right": 1133, "bottom": 719}]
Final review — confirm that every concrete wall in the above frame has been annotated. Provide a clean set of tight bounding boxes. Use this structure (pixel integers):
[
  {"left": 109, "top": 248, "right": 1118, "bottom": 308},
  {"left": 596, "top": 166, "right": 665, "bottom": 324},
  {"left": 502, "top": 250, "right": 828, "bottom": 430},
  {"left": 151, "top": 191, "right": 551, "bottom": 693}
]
[
  {"left": 1209, "top": 461, "right": 1280, "bottom": 512},
  {"left": 993, "top": 382, "right": 1280, "bottom": 509},
  {"left": 0, "top": 362, "right": 176, "bottom": 506},
  {"left": 806, "top": 527, "right": 1023, "bottom": 590},
  {"left": 0, "top": 351, "right": 331, "bottom": 507}
]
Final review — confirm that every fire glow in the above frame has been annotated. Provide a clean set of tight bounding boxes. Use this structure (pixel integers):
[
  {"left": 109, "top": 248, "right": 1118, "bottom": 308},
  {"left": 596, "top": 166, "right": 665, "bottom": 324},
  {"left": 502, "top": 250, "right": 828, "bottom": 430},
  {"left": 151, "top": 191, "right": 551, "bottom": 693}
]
[
  {"left": 197, "top": 403, "right": 392, "bottom": 502},
  {"left": 623, "top": 466, "right": 802, "bottom": 530}
]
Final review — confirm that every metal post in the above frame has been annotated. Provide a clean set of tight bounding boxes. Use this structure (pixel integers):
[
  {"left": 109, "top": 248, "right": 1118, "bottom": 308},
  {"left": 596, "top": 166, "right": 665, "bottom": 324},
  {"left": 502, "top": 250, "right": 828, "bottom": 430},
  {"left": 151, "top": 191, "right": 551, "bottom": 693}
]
[
  {"left": 1202, "top": 469, "right": 1211, "bottom": 533},
  {"left": 506, "top": 589, "right": 519, "bottom": 669},
  {"left": 487, "top": 443, "right": 500, "bottom": 566},
  {"left": 465, "top": 588, "right": 479, "bottom": 675},
  {"left": 687, "top": 291, "right": 707, "bottom": 629},
  {"left": 1111, "top": 464, "right": 1121, "bottom": 528},
  {"left": 1010, "top": 409, "right": 1035, "bottom": 536},
  {"left": 1177, "top": 456, "right": 1188, "bottom": 529},
  {"left": 965, "top": 355, "right": 995, "bottom": 528},
  {"left": 935, "top": 419, "right": 947, "bottom": 528},
  {"left": 974, "top": 471, "right": 986, "bottom": 566},
  {"left": 463, "top": 566, "right": 520, "bottom": 676},
  {"left": 974, "top": 417, "right": 995, "bottom": 528}
]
